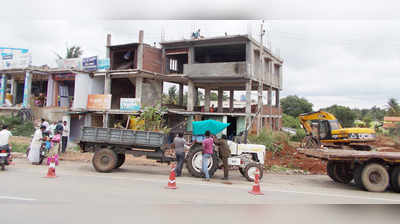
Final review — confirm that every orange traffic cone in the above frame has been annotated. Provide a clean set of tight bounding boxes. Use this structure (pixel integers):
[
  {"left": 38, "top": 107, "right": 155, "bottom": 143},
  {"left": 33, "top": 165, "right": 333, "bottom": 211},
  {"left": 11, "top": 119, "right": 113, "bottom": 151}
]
[
  {"left": 165, "top": 163, "right": 177, "bottom": 189},
  {"left": 44, "top": 156, "right": 57, "bottom": 178},
  {"left": 249, "top": 168, "right": 263, "bottom": 195}
]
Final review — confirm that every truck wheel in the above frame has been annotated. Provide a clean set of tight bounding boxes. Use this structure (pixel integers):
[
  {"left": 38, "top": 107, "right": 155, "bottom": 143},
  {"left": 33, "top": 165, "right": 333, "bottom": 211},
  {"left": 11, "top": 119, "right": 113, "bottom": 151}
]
[
  {"left": 92, "top": 148, "right": 118, "bottom": 172},
  {"left": 333, "top": 162, "right": 353, "bottom": 184},
  {"left": 244, "top": 163, "right": 264, "bottom": 182},
  {"left": 390, "top": 166, "right": 400, "bottom": 193},
  {"left": 361, "top": 163, "right": 389, "bottom": 192},
  {"left": 327, "top": 161, "right": 340, "bottom": 182},
  {"left": 114, "top": 154, "right": 126, "bottom": 169},
  {"left": 185, "top": 144, "right": 218, "bottom": 178}
]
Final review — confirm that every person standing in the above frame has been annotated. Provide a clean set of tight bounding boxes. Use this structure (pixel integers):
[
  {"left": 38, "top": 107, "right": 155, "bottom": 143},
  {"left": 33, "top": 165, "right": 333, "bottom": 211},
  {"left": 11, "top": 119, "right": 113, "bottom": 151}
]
[
  {"left": 28, "top": 125, "right": 46, "bottom": 165},
  {"left": 172, "top": 132, "right": 193, "bottom": 177},
  {"left": 202, "top": 130, "right": 214, "bottom": 181},
  {"left": 49, "top": 121, "right": 57, "bottom": 136},
  {"left": 61, "top": 121, "right": 69, "bottom": 153},
  {"left": 41, "top": 118, "right": 50, "bottom": 133},
  {"left": 214, "top": 135, "right": 231, "bottom": 180},
  {"left": 55, "top": 120, "right": 64, "bottom": 135}
]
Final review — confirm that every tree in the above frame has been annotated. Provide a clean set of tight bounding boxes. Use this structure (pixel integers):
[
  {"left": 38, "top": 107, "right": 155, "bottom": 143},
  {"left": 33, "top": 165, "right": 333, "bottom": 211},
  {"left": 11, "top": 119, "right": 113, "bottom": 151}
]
[
  {"left": 323, "top": 104, "right": 356, "bottom": 127},
  {"left": 280, "top": 95, "right": 313, "bottom": 118},
  {"left": 282, "top": 113, "right": 301, "bottom": 129},
  {"left": 166, "top": 86, "right": 177, "bottom": 104},
  {"left": 55, "top": 45, "right": 83, "bottom": 59},
  {"left": 387, "top": 98, "right": 400, "bottom": 116},
  {"left": 210, "top": 92, "right": 228, "bottom": 101}
]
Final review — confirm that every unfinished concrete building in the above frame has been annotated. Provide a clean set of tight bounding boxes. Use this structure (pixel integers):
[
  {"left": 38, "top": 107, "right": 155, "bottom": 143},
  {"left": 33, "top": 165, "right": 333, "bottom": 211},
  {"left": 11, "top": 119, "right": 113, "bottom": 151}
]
[{"left": 161, "top": 34, "right": 283, "bottom": 137}]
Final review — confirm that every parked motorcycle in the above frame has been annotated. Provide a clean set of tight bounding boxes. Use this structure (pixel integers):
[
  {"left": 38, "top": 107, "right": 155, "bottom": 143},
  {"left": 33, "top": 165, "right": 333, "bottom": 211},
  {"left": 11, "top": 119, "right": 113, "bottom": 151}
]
[{"left": 0, "top": 145, "right": 11, "bottom": 171}]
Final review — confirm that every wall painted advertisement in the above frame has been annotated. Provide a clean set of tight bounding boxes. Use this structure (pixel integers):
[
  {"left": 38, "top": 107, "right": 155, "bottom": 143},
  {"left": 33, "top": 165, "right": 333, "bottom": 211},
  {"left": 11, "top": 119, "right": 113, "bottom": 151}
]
[
  {"left": 0, "top": 47, "right": 32, "bottom": 69},
  {"left": 87, "top": 94, "right": 111, "bottom": 110}
]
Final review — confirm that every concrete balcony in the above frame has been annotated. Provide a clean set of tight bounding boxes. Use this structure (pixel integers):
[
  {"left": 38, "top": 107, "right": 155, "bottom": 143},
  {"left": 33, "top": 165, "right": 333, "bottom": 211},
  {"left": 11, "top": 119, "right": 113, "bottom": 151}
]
[{"left": 183, "top": 62, "right": 247, "bottom": 79}]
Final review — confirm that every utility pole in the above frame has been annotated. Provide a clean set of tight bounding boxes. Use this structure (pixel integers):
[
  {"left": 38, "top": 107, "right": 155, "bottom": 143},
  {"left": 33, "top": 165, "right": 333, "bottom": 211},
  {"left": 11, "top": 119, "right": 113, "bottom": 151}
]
[{"left": 256, "top": 20, "right": 266, "bottom": 134}]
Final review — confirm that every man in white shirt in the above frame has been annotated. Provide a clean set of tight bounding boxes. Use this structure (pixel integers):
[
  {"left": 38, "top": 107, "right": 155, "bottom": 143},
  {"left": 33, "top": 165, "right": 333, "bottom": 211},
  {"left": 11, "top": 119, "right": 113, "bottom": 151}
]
[
  {"left": 41, "top": 118, "right": 50, "bottom": 133},
  {"left": 0, "top": 125, "right": 12, "bottom": 150},
  {"left": 61, "top": 121, "right": 69, "bottom": 153}
]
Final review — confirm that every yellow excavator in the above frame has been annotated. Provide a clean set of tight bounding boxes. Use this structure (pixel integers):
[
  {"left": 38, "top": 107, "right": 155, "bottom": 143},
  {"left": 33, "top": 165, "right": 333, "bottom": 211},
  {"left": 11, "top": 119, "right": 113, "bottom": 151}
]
[{"left": 298, "top": 110, "right": 376, "bottom": 150}]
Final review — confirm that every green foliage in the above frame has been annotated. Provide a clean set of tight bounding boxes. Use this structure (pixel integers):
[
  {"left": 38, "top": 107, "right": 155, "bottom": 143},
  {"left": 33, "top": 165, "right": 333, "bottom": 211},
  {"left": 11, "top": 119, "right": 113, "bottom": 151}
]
[
  {"left": 0, "top": 116, "right": 35, "bottom": 136},
  {"left": 323, "top": 104, "right": 356, "bottom": 128},
  {"left": 387, "top": 98, "right": 400, "bottom": 116},
  {"left": 166, "top": 86, "right": 177, "bottom": 104},
  {"left": 210, "top": 92, "right": 228, "bottom": 101},
  {"left": 282, "top": 113, "right": 301, "bottom": 129},
  {"left": 66, "top": 46, "right": 83, "bottom": 59},
  {"left": 10, "top": 143, "right": 29, "bottom": 153},
  {"left": 248, "top": 129, "right": 288, "bottom": 153},
  {"left": 280, "top": 95, "right": 313, "bottom": 118},
  {"left": 139, "top": 105, "right": 170, "bottom": 133},
  {"left": 290, "top": 128, "right": 306, "bottom": 142}
]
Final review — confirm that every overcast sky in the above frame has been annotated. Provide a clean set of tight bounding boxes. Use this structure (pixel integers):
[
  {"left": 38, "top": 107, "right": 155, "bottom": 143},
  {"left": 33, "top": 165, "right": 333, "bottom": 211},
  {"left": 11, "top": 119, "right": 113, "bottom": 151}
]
[{"left": 1, "top": 2, "right": 399, "bottom": 110}]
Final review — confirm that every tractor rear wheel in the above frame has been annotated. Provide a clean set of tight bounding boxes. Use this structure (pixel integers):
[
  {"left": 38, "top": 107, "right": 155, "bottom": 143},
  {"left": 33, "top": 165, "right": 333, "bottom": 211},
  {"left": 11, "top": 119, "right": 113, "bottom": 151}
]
[{"left": 186, "top": 144, "right": 218, "bottom": 178}]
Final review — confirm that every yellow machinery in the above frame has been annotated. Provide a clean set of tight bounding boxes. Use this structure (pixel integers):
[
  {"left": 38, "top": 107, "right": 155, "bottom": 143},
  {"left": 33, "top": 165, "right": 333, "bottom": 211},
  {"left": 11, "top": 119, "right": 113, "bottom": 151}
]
[{"left": 299, "top": 110, "right": 376, "bottom": 150}]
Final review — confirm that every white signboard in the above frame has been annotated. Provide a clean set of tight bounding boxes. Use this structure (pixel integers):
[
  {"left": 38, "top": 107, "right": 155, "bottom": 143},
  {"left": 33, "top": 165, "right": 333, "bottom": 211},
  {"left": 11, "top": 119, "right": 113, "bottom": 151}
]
[
  {"left": 56, "top": 58, "right": 82, "bottom": 70},
  {"left": 120, "top": 98, "right": 141, "bottom": 111},
  {"left": 0, "top": 47, "right": 32, "bottom": 69}
]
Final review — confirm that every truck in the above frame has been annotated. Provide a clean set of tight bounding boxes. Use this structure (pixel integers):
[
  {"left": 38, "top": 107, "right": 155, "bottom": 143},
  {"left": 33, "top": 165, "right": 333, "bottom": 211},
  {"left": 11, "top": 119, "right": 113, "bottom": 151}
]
[
  {"left": 297, "top": 147, "right": 400, "bottom": 193},
  {"left": 78, "top": 124, "right": 266, "bottom": 182},
  {"left": 298, "top": 110, "right": 376, "bottom": 150}
]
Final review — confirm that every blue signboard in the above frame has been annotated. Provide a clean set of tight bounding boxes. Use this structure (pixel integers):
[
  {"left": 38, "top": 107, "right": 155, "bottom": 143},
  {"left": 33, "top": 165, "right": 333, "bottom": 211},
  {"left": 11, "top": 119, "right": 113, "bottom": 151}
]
[
  {"left": 82, "top": 56, "right": 97, "bottom": 71},
  {"left": 97, "top": 58, "right": 110, "bottom": 70}
]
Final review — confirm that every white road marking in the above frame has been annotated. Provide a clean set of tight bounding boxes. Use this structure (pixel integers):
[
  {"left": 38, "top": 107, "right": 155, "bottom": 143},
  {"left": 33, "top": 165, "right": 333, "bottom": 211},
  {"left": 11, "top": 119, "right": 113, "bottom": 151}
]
[{"left": 0, "top": 196, "right": 37, "bottom": 201}]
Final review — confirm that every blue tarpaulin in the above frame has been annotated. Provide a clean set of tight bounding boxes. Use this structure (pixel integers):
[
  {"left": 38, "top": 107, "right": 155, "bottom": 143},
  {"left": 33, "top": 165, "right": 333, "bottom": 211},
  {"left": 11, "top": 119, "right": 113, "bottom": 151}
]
[{"left": 192, "top": 120, "right": 230, "bottom": 135}]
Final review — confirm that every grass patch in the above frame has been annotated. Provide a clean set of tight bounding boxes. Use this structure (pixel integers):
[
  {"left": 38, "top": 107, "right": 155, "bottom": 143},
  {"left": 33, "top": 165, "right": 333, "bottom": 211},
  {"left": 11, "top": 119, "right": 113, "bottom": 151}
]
[
  {"left": 0, "top": 115, "right": 35, "bottom": 137},
  {"left": 10, "top": 143, "right": 29, "bottom": 153}
]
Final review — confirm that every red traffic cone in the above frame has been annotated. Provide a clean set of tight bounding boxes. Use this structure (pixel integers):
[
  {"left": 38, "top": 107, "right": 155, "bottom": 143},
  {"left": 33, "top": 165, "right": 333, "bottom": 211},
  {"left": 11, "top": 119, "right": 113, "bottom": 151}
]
[
  {"left": 249, "top": 168, "right": 263, "bottom": 195},
  {"left": 44, "top": 156, "right": 57, "bottom": 178},
  {"left": 165, "top": 163, "right": 177, "bottom": 189}
]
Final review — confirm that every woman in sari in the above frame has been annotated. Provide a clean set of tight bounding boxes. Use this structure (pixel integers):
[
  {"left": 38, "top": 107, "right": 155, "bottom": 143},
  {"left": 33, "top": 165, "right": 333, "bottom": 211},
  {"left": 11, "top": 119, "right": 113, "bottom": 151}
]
[{"left": 28, "top": 125, "right": 46, "bottom": 165}]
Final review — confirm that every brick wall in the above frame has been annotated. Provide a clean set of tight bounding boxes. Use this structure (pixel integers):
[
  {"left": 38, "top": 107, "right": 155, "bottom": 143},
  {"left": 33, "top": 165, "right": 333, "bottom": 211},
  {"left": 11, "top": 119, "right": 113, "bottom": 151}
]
[{"left": 143, "top": 45, "right": 162, "bottom": 73}]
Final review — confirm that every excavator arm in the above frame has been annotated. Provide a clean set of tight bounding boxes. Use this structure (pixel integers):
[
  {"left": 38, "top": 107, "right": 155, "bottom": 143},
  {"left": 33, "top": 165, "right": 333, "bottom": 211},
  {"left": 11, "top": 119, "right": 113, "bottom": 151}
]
[{"left": 298, "top": 111, "right": 341, "bottom": 134}]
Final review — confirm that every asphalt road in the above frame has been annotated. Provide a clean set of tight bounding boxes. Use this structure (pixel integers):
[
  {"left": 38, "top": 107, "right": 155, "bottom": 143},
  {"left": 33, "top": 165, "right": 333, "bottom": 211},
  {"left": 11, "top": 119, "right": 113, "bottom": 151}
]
[{"left": 1, "top": 158, "right": 400, "bottom": 224}]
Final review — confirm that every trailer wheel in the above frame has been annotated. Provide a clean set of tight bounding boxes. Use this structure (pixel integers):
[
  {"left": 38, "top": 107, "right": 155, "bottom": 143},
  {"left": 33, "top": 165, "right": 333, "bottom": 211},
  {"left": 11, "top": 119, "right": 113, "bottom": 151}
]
[
  {"left": 333, "top": 162, "right": 353, "bottom": 184},
  {"left": 92, "top": 148, "right": 118, "bottom": 172},
  {"left": 239, "top": 168, "right": 245, "bottom": 177},
  {"left": 390, "top": 166, "right": 400, "bottom": 193},
  {"left": 185, "top": 144, "right": 218, "bottom": 178},
  {"left": 360, "top": 163, "right": 389, "bottom": 192},
  {"left": 244, "top": 163, "right": 264, "bottom": 182},
  {"left": 114, "top": 154, "right": 126, "bottom": 169},
  {"left": 354, "top": 165, "right": 364, "bottom": 188},
  {"left": 327, "top": 161, "right": 340, "bottom": 182}
]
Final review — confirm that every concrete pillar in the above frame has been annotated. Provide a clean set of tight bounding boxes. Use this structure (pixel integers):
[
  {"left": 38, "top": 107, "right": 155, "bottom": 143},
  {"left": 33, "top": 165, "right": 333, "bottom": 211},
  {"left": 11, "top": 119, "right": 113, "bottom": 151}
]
[
  {"left": 106, "top": 34, "right": 111, "bottom": 58},
  {"left": 275, "top": 89, "right": 280, "bottom": 108},
  {"left": 135, "top": 77, "right": 143, "bottom": 100},
  {"left": 229, "top": 90, "right": 234, "bottom": 112},
  {"left": 22, "top": 71, "right": 32, "bottom": 108},
  {"left": 0, "top": 74, "right": 7, "bottom": 106},
  {"left": 84, "top": 113, "right": 92, "bottom": 127},
  {"left": 217, "top": 88, "right": 223, "bottom": 113},
  {"left": 11, "top": 78, "right": 17, "bottom": 105},
  {"left": 103, "top": 113, "right": 109, "bottom": 128},
  {"left": 257, "top": 82, "right": 263, "bottom": 134},
  {"left": 245, "top": 80, "right": 252, "bottom": 114},
  {"left": 204, "top": 88, "right": 210, "bottom": 112},
  {"left": 194, "top": 87, "right": 199, "bottom": 106},
  {"left": 104, "top": 72, "right": 111, "bottom": 95},
  {"left": 246, "top": 42, "right": 254, "bottom": 78},
  {"left": 188, "top": 47, "right": 195, "bottom": 64},
  {"left": 187, "top": 81, "right": 195, "bottom": 111},
  {"left": 178, "top": 83, "right": 184, "bottom": 106},
  {"left": 137, "top": 30, "right": 144, "bottom": 70},
  {"left": 268, "top": 87, "right": 272, "bottom": 129},
  {"left": 46, "top": 75, "right": 54, "bottom": 107}
]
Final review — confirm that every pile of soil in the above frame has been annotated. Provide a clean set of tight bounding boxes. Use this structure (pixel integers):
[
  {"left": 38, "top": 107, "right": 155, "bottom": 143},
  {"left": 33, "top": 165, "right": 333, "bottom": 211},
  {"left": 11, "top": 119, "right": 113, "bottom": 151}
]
[
  {"left": 371, "top": 136, "right": 400, "bottom": 152},
  {"left": 265, "top": 142, "right": 327, "bottom": 175}
]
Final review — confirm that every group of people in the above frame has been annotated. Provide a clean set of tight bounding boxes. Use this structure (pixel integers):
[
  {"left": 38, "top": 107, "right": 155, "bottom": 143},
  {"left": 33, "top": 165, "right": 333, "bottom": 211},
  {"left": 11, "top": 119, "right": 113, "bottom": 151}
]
[
  {"left": 172, "top": 130, "right": 231, "bottom": 181},
  {"left": 27, "top": 118, "right": 69, "bottom": 165}
]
